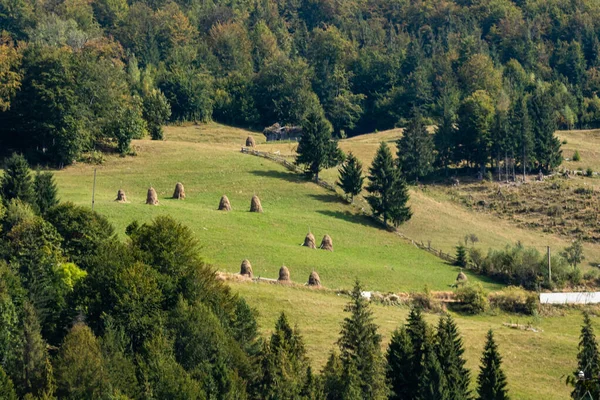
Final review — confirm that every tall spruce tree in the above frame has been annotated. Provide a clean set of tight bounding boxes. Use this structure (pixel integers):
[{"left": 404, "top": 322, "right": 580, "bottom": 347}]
[
  {"left": 366, "top": 142, "right": 411, "bottom": 226},
  {"left": 510, "top": 95, "right": 533, "bottom": 181},
  {"left": 0, "top": 153, "right": 35, "bottom": 208},
  {"left": 337, "top": 152, "right": 364, "bottom": 203},
  {"left": 337, "top": 281, "right": 388, "bottom": 399},
  {"left": 397, "top": 110, "right": 435, "bottom": 181},
  {"left": 434, "top": 104, "right": 457, "bottom": 175},
  {"left": 256, "top": 312, "right": 310, "bottom": 399},
  {"left": 530, "top": 88, "right": 562, "bottom": 172},
  {"left": 33, "top": 171, "right": 58, "bottom": 215},
  {"left": 387, "top": 326, "right": 413, "bottom": 400},
  {"left": 406, "top": 307, "right": 430, "bottom": 398},
  {"left": 477, "top": 330, "right": 509, "bottom": 400},
  {"left": 296, "top": 107, "right": 343, "bottom": 181},
  {"left": 570, "top": 312, "right": 600, "bottom": 399},
  {"left": 436, "top": 314, "right": 471, "bottom": 400}
]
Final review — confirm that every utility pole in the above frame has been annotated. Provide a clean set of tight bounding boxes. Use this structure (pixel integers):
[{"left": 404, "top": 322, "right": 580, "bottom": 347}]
[
  {"left": 547, "top": 246, "right": 552, "bottom": 286},
  {"left": 92, "top": 168, "right": 97, "bottom": 211}
]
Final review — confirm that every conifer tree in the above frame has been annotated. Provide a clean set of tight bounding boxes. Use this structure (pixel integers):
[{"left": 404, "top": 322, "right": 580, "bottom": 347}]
[
  {"left": 397, "top": 110, "right": 435, "bottom": 182},
  {"left": 420, "top": 341, "right": 450, "bottom": 400},
  {"left": 0, "top": 153, "right": 35, "bottom": 207},
  {"left": 570, "top": 312, "right": 600, "bottom": 399},
  {"left": 455, "top": 244, "right": 468, "bottom": 268},
  {"left": 337, "top": 281, "right": 388, "bottom": 399},
  {"left": 256, "top": 312, "right": 310, "bottom": 399},
  {"left": 387, "top": 326, "right": 413, "bottom": 400},
  {"left": 296, "top": 107, "right": 343, "bottom": 181},
  {"left": 33, "top": 171, "right": 58, "bottom": 215},
  {"left": 434, "top": 103, "right": 457, "bottom": 175},
  {"left": 477, "top": 330, "right": 509, "bottom": 400},
  {"left": 366, "top": 142, "right": 411, "bottom": 226},
  {"left": 406, "top": 307, "right": 429, "bottom": 397},
  {"left": 510, "top": 95, "right": 533, "bottom": 180},
  {"left": 530, "top": 88, "right": 562, "bottom": 172},
  {"left": 15, "top": 302, "right": 55, "bottom": 398},
  {"left": 436, "top": 314, "right": 471, "bottom": 400},
  {"left": 337, "top": 152, "right": 364, "bottom": 203}
]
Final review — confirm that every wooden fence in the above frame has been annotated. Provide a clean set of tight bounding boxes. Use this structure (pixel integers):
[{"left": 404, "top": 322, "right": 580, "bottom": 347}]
[{"left": 240, "top": 146, "right": 458, "bottom": 265}]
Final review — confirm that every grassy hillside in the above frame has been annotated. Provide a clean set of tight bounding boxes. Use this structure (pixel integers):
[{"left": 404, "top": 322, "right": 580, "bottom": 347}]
[
  {"left": 256, "top": 128, "right": 600, "bottom": 263},
  {"left": 51, "top": 123, "right": 599, "bottom": 399},
  {"left": 54, "top": 124, "right": 498, "bottom": 293}
]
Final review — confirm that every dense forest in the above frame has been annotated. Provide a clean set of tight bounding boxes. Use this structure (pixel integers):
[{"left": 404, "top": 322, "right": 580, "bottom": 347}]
[{"left": 1, "top": 0, "right": 598, "bottom": 171}]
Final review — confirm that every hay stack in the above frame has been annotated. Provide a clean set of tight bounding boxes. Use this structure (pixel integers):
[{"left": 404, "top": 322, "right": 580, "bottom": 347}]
[
  {"left": 320, "top": 235, "right": 333, "bottom": 251},
  {"left": 308, "top": 271, "right": 321, "bottom": 287},
  {"left": 218, "top": 195, "right": 232, "bottom": 211},
  {"left": 240, "top": 259, "right": 253, "bottom": 278},
  {"left": 456, "top": 271, "right": 468, "bottom": 283},
  {"left": 250, "top": 195, "right": 263, "bottom": 212},
  {"left": 115, "top": 189, "right": 127, "bottom": 203},
  {"left": 278, "top": 266, "right": 290, "bottom": 282},
  {"left": 146, "top": 187, "right": 158, "bottom": 205},
  {"left": 246, "top": 136, "right": 256, "bottom": 147},
  {"left": 172, "top": 182, "right": 185, "bottom": 200},
  {"left": 303, "top": 232, "right": 316, "bottom": 249}
]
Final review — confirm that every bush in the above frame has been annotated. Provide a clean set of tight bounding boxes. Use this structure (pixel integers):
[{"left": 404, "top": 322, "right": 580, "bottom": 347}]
[
  {"left": 410, "top": 286, "right": 443, "bottom": 313},
  {"left": 573, "top": 150, "right": 581, "bottom": 162},
  {"left": 568, "top": 267, "right": 583, "bottom": 286},
  {"left": 455, "top": 283, "right": 488, "bottom": 314},
  {"left": 489, "top": 286, "right": 538, "bottom": 315},
  {"left": 586, "top": 167, "right": 594, "bottom": 177}
]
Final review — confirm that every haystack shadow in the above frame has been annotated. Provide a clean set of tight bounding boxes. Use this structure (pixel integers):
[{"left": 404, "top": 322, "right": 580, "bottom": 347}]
[{"left": 316, "top": 210, "right": 382, "bottom": 230}]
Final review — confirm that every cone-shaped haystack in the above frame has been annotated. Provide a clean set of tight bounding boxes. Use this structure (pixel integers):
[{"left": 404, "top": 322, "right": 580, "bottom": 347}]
[
  {"left": 250, "top": 195, "right": 263, "bottom": 212},
  {"left": 240, "top": 259, "right": 253, "bottom": 278},
  {"left": 320, "top": 235, "right": 333, "bottom": 251},
  {"left": 303, "top": 232, "right": 316, "bottom": 249},
  {"left": 278, "top": 266, "right": 290, "bottom": 282},
  {"left": 172, "top": 182, "right": 185, "bottom": 200},
  {"left": 146, "top": 187, "right": 158, "bottom": 205},
  {"left": 456, "top": 271, "right": 468, "bottom": 283},
  {"left": 308, "top": 271, "right": 321, "bottom": 287},
  {"left": 115, "top": 189, "right": 127, "bottom": 203},
  {"left": 218, "top": 195, "right": 232, "bottom": 211},
  {"left": 246, "top": 136, "right": 256, "bottom": 147}
]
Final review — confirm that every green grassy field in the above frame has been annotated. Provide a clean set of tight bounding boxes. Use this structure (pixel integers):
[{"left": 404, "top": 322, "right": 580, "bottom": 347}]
[
  {"left": 51, "top": 122, "right": 600, "bottom": 399},
  {"left": 231, "top": 281, "right": 579, "bottom": 400},
  {"left": 55, "top": 124, "right": 499, "bottom": 293}
]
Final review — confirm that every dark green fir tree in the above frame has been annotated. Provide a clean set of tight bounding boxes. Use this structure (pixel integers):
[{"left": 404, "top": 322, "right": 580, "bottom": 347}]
[
  {"left": 477, "top": 330, "right": 509, "bottom": 400},
  {"left": 33, "top": 171, "right": 58, "bottom": 215},
  {"left": 456, "top": 244, "right": 468, "bottom": 268},
  {"left": 397, "top": 109, "right": 435, "bottom": 182},
  {"left": 530, "top": 88, "right": 562, "bottom": 172},
  {"left": 337, "top": 281, "right": 388, "bottom": 399},
  {"left": 386, "top": 326, "right": 413, "bottom": 400},
  {"left": 366, "top": 142, "right": 411, "bottom": 227},
  {"left": 570, "top": 312, "right": 600, "bottom": 400},
  {"left": 337, "top": 152, "right": 364, "bottom": 203},
  {"left": 436, "top": 314, "right": 471, "bottom": 400},
  {"left": 0, "top": 153, "right": 35, "bottom": 207},
  {"left": 296, "top": 108, "right": 343, "bottom": 181}
]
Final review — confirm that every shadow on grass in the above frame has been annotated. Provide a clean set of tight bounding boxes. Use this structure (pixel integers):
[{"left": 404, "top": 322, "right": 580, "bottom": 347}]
[
  {"left": 316, "top": 210, "right": 383, "bottom": 230},
  {"left": 309, "top": 193, "right": 343, "bottom": 204},
  {"left": 250, "top": 169, "right": 305, "bottom": 183}
]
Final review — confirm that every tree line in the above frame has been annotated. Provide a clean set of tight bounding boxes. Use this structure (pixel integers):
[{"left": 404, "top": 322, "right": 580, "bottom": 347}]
[
  {"left": 0, "top": 152, "right": 514, "bottom": 399},
  {"left": 1, "top": 0, "right": 598, "bottom": 166}
]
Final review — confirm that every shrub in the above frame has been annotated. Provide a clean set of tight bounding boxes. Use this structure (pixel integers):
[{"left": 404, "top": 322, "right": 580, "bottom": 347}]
[
  {"left": 568, "top": 267, "right": 583, "bottom": 286},
  {"left": 562, "top": 139, "right": 568, "bottom": 145},
  {"left": 455, "top": 283, "right": 488, "bottom": 314},
  {"left": 586, "top": 167, "right": 594, "bottom": 177},
  {"left": 410, "top": 286, "right": 443, "bottom": 313},
  {"left": 573, "top": 150, "right": 581, "bottom": 162},
  {"left": 489, "top": 287, "right": 538, "bottom": 315}
]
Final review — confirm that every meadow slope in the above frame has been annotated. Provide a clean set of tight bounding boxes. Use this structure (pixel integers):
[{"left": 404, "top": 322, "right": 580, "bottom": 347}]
[{"left": 51, "top": 123, "right": 599, "bottom": 399}]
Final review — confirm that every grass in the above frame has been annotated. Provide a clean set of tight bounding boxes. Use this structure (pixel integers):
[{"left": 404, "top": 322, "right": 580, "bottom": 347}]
[
  {"left": 231, "top": 281, "right": 579, "bottom": 400},
  {"left": 54, "top": 124, "right": 499, "bottom": 293},
  {"left": 50, "top": 122, "right": 598, "bottom": 399},
  {"left": 257, "top": 129, "right": 600, "bottom": 263}
]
